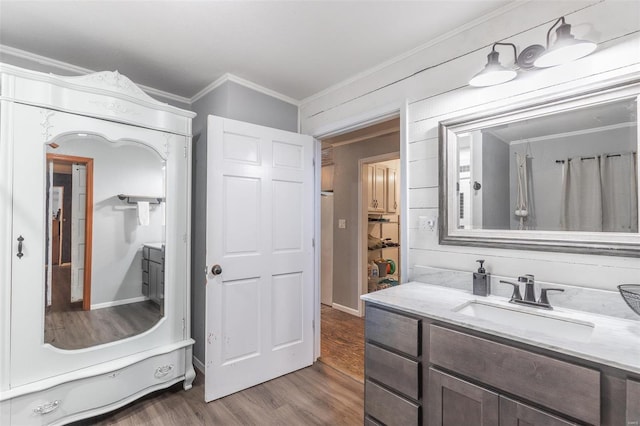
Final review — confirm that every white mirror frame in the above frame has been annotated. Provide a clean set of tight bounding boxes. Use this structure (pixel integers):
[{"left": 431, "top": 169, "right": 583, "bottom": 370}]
[{"left": 439, "top": 79, "right": 640, "bottom": 257}]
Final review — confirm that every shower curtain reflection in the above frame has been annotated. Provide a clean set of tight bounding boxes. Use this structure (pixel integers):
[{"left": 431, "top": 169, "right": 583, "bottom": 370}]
[{"left": 561, "top": 152, "right": 638, "bottom": 232}]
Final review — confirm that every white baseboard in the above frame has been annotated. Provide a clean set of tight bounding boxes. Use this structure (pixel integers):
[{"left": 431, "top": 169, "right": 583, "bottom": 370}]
[
  {"left": 91, "top": 296, "right": 148, "bottom": 310},
  {"left": 193, "top": 356, "right": 205, "bottom": 375},
  {"left": 332, "top": 302, "right": 362, "bottom": 317}
]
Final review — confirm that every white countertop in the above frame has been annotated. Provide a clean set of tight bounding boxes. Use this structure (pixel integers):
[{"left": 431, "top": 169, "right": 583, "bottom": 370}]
[
  {"left": 143, "top": 242, "right": 164, "bottom": 250},
  {"left": 361, "top": 282, "right": 640, "bottom": 374}
]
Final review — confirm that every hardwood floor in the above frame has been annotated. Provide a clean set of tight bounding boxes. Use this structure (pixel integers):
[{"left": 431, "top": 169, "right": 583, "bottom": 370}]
[
  {"left": 74, "top": 363, "right": 364, "bottom": 425},
  {"left": 319, "top": 304, "right": 365, "bottom": 382}
]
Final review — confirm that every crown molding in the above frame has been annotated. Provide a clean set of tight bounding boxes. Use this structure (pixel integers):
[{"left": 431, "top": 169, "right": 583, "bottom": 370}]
[
  {"left": 299, "top": 0, "right": 529, "bottom": 108},
  {"left": 191, "top": 72, "right": 299, "bottom": 106},
  {"left": 189, "top": 73, "right": 230, "bottom": 103},
  {"left": 0, "top": 44, "right": 192, "bottom": 105}
]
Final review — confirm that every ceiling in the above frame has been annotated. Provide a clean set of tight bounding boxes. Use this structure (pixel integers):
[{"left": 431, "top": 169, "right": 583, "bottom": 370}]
[{"left": 0, "top": 1, "right": 513, "bottom": 103}]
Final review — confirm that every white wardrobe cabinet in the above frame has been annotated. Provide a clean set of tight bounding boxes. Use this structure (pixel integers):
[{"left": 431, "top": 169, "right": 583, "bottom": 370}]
[{"left": 0, "top": 64, "right": 195, "bottom": 425}]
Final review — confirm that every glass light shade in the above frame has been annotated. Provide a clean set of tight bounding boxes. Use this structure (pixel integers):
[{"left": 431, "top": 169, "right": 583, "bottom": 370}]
[
  {"left": 469, "top": 51, "right": 517, "bottom": 87},
  {"left": 534, "top": 39, "right": 596, "bottom": 67},
  {"left": 534, "top": 22, "right": 597, "bottom": 68}
]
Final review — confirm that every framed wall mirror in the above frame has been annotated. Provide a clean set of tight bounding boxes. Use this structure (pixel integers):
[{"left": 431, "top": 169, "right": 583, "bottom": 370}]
[
  {"left": 439, "top": 81, "right": 640, "bottom": 256},
  {"left": 44, "top": 133, "right": 167, "bottom": 349}
]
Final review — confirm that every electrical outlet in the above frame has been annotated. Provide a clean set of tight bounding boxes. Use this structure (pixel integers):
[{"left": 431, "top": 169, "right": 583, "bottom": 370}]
[
  {"left": 338, "top": 219, "right": 346, "bottom": 229},
  {"left": 419, "top": 215, "right": 437, "bottom": 231}
]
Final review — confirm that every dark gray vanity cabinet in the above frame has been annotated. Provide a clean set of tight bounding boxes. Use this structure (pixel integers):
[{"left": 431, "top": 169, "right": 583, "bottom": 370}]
[
  {"left": 428, "top": 325, "right": 597, "bottom": 425},
  {"left": 364, "top": 301, "right": 638, "bottom": 426},
  {"left": 364, "top": 305, "right": 422, "bottom": 426},
  {"left": 142, "top": 244, "right": 164, "bottom": 312}
]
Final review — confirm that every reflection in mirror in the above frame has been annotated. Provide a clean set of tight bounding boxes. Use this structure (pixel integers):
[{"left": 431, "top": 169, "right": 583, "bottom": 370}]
[
  {"left": 455, "top": 98, "right": 638, "bottom": 233},
  {"left": 44, "top": 134, "right": 166, "bottom": 350},
  {"left": 441, "top": 85, "right": 640, "bottom": 256}
]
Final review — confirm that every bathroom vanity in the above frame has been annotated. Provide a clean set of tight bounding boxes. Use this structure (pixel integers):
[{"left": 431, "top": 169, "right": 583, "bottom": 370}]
[
  {"left": 362, "top": 283, "right": 640, "bottom": 426},
  {"left": 0, "top": 64, "right": 195, "bottom": 424}
]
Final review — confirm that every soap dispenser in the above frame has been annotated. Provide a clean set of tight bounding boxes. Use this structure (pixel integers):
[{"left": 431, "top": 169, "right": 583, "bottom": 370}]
[{"left": 473, "top": 259, "right": 490, "bottom": 296}]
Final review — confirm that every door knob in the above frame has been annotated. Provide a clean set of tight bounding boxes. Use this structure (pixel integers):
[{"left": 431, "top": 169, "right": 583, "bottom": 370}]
[{"left": 211, "top": 264, "right": 222, "bottom": 276}]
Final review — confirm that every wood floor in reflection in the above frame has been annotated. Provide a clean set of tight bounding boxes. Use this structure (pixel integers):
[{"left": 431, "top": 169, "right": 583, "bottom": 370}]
[{"left": 45, "top": 264, "right": 162, "bottom": 349}]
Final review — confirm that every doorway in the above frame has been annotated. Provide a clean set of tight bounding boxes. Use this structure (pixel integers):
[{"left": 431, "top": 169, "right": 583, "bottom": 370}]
[
  {"left": 318, "top": 117, "right": 400, "bottom": 382},
  {"left": 46, "top": 154, "right": 94, "bottom": 312}
]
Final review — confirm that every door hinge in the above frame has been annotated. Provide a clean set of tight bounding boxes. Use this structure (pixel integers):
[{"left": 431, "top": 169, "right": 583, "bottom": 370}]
[
  {"left": 312, "top": 319, "right": 315, "bottom": 331},
  {"left": 182, "top": 318, "right": 186, "bottom": 332},
  {"left": 312, "top": 238, "right": 315, "bottom": 248}
]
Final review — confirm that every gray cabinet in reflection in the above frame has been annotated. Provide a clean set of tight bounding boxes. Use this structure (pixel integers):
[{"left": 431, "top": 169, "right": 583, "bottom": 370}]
[{"left": 142, "top": 244, "right": 164, "bottom": 313}]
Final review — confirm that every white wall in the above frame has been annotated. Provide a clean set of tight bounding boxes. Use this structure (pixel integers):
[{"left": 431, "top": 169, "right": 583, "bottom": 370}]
[
  {"left": 301, "top": 0, "right": 640, "bottom": 291},
  {"left": 52, "top": 135, "right": 165, "bottom": 305}
]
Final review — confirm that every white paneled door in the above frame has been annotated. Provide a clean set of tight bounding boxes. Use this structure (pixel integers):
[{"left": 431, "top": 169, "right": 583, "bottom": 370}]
[{"left": 205, "top": 116, "right": 315, "bottom": 401}]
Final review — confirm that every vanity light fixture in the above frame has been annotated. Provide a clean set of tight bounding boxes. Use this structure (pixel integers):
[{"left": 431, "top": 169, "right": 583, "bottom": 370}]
[
  {"left": 469, "top": 42, "right": 518, "bottom": 87},
  {"left": 534, "top": 16, "right": 597, "bottom": 68},
  {"left": 469, "top": 16, "right": 597, "bottom": 87}
]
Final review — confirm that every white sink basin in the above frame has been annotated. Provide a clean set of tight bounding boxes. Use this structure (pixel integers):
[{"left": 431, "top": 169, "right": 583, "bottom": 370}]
[{"left": 453, "top": 300, "right": 595, "bottom": 342}]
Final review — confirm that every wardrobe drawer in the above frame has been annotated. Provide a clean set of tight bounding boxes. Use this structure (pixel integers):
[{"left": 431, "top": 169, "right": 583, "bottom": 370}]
[
  {"left": 365, "top": 305, "right": 420, "bottom": 356},
  {"left": 365, "top": 380, "right": 419, "bottom": 426},
  {"left": 429, "top": 325, "right": 600, "bottom": 425},
  {"left": 366, "top": 343, "right": 419, "bottom": 400},
  {"left": 10, "top": 349, "right": 185, "bottom": 426}
]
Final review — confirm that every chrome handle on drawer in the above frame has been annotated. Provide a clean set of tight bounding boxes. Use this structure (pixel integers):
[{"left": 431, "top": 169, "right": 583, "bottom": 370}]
[
  {"left": 33, "top": 400, "right": 60, "bottom": 415},
  {"left": 154, "top": 364, "right": 174, "bottom": 378}
]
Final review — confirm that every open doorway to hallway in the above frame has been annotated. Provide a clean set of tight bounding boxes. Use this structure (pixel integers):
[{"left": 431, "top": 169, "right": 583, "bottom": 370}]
[{"left": 318, "top": 117, "right": 400, "bottom": 382}]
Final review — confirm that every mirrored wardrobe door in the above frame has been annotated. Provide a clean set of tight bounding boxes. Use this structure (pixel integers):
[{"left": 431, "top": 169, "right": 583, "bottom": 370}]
[{"left": 9, "top": 103, "right": 175, "bottom": 387}]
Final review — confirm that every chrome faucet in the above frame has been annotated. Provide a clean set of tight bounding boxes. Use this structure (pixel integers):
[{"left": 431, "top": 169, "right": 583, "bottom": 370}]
[{"left": 499, "top": 274, "right": 564, "bottom": 309}]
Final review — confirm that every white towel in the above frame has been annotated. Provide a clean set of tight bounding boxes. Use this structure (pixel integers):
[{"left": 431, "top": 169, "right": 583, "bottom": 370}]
[{"left": 137, "top": 201, "right": 150, "bottom": 226}]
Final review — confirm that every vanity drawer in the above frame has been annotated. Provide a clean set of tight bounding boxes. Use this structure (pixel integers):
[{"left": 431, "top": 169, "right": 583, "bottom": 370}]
[
  {"left": 429, "top": 325, "right": 600, "bottom": 425},
  {"left": 142, "top": 258, "right": 149, "bottom": 272},
  {"left": 365, "top": 305, "right": 420, "bottom": 357},
  {"left": 10, "top": 349, "right": 186, "bottom": 426},
  {"left": 148, "top": 248, "right": 164, "bottom": 264},
  {"left": 366, "top": 343, "right": 419, "bottom": 400},
  {"left": 365, "top": 380, "right": 419, "bottom": 426},
  {"left": 364, "top": 415, "right": 383, "bottom": 426}
]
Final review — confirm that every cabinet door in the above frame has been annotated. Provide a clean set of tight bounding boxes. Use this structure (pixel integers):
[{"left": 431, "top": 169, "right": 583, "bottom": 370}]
[
  {"left": 386, "top": 167, "right": 398, "bottom": 213},
  {"left": 500, "top": 396, "right": 579, "bottom": 426},
  {"left": 373, "top": 165, "right": 386, "bottom": 212},
  {"left": 428, "top": 368, "right": 499, "bottom": 426},
  {"left": 367, "top": 164, "right": 377, "bottom": 211}
]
